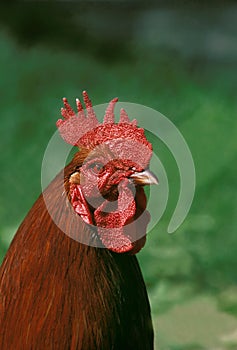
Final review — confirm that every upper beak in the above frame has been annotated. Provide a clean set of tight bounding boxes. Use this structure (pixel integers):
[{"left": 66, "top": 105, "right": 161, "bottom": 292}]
[{"left": 130, "top": 169, "right": 159, "bottom": 186}]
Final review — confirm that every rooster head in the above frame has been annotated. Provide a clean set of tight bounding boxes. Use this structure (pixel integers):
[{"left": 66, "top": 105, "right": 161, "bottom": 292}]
[{"left": 57, "top": 91, "right": 158, "bottom": 254}]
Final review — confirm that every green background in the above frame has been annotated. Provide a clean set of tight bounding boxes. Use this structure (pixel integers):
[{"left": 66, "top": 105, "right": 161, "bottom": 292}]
[{"left": 0, "top": 3, "right": 237, "bottom": 349}]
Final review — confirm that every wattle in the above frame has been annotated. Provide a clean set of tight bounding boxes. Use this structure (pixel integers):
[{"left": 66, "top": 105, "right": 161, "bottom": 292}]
[{"left": 70, "top": 183, "right": 150, "bottom": 254}]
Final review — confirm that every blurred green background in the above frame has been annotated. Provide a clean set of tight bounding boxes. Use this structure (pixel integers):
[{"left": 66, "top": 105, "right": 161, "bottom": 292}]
[{"left": 0, "top": 2, "right": 237, "bottom": 349}]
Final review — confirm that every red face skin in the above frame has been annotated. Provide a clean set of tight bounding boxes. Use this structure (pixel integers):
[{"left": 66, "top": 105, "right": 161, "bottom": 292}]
[
  {"left": 69, "top": 157, "right": 151, "bottom": 254},
  {"left": 57, "top": 93, "right": 155, "bottom": 254}
]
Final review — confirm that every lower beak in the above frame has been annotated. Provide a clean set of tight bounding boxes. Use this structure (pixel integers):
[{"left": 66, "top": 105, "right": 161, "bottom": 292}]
[{"left": 130, "top": 169, "right": 159, "bottom": 186}]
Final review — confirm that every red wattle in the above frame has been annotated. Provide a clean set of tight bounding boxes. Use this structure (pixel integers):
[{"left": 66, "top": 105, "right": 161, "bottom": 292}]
[
  {"left": 94, "top": 179, "right": 136, "bottom": 253},
  {"left": 70, "top": 183, "right": 150, "bottom": 254}
]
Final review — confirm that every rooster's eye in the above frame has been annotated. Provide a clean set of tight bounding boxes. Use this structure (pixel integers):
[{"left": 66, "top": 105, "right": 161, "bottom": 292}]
[{"left": 88, "top": 162, "right": 103, "bottom": 174}]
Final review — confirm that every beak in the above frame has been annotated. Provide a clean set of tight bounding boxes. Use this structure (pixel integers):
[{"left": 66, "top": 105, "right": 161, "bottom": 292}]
[{"left": 130, "top": 169, "right": 159, "bottom": 186}]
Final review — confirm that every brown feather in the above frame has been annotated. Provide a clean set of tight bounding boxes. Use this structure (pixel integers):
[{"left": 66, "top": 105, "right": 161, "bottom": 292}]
[{"left": 0, "top": 151, "right": 154, "bottom": 349}]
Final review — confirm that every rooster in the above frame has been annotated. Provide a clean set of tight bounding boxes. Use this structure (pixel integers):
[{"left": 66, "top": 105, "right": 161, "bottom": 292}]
[{"left": 0, "top": 92, "right": 157, "bottom": 349}]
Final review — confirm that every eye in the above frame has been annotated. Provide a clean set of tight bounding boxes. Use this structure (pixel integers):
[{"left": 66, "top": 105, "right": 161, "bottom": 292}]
[{"left": 88, "top": 162, "right": 103, "bottom": 174}]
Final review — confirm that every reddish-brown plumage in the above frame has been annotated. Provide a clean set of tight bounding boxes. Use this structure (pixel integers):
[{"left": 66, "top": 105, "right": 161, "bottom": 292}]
[
  {"left": 0, "top": 93, "right": 156, "bottom": 349},
  {"left": 0, "top": 151, "right": 154, "bottom": 349}
]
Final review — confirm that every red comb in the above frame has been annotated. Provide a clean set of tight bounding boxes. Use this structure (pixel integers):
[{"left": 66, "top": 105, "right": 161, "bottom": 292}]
[
  {"left": 56, "top": 91, "right": 152, "bottom": 167},
  {"left": 56, "top": 92, "right": 99, "bottom": 146}
]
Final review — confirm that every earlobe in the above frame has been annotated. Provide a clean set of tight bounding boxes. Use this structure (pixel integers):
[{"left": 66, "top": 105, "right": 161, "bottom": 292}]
[
  {"left": 70, "top": 184, "right": 93, "bottom": 225},
  {"left": 69, "top": 172, "right": 80, "bottom": 185}
]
